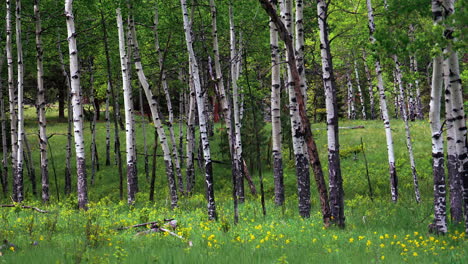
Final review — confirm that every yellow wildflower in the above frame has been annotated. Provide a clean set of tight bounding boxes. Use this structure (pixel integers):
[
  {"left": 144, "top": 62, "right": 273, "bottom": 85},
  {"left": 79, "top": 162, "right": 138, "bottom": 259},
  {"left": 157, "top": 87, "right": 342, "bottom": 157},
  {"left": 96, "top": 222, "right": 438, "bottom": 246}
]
[
  {"left": 285, "top": 239, "right": 291, "bottom": 244},
  {"left": 381, "top": 256, "right": 385, "bottom": 260},
  {"left": 9, "top": 247, "right": 14, "bottom": 252},
  {"left": 380, "top": 243, "right": 385, "bottom": 248},
  {"left": 413, "top": 252, "right": 418, "bottom": 257},
  {"left": 349, "top": 238, "right": 354, "bottom": 243},
  {"left": 366, "top": 240, "right": 372, "bottom": 246}
]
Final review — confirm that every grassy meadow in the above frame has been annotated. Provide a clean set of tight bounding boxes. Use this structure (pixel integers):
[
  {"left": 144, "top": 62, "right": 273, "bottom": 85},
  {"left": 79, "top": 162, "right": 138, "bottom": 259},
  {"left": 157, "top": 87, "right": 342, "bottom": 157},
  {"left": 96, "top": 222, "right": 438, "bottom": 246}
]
[{"left": 0, "top": 105, "right": 466, "bottom": 263}]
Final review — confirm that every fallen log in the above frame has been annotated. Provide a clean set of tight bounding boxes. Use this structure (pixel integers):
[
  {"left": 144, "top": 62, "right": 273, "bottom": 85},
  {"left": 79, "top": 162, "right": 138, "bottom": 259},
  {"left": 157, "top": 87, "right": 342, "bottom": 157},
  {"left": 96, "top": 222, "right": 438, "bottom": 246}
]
[{"left": 0, "top": 204, "right": 49, "bottom": 213}]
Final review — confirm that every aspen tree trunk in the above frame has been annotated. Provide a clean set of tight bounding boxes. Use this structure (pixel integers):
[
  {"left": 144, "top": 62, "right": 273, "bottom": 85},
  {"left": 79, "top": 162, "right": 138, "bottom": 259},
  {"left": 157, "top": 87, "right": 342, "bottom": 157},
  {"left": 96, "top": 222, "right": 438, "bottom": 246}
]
[
  {"left": 116, "top": 9, "right": 138, "bottom": 205},
  {"left": 269, "top": 0, "right": 284, "bottom": 206},
  {"left": 429, "top": 0, "right": 447, "bottom": 235},
  {"left": 444, "top": 60, "right": 462, "bottom": 222},
  {"left": 363, "top": 50, "right": 375, "bottom": 120},
  {"left": 443, "top": 0, "right": 468, "bottom": 231},
  {"left": 346, "top": 72, "right": 356, "bottom": 120},
  {"left": 88, "top": 58, "right": 98, "bottom": 185},
  {"left": 209, "top": 0, "right": 240, "bottom": 207},
  {"left": 281, "top": 0, "right": 312, "bottom": 218},
  {"left": 127, "top": 15, "right": 178, "bottom": 209},
  {"left": 393, "top": 55, "right": 421, "bottom": 203},
  {"left": 354, "top": 60, "right": 367, "bottom": 120},
  {"left": 186, "top": 75, "right": 196, "bottom": 194},
  {"left": 57, "top": 36, "right": 72, "bottom": 195},
  {"left": 138, "top": 81, "right": 149, "bottom": 182},
  {"left": 180, "top": 0, "right": 217, "bottom": 220},
  {"left": 295, "top": 0, "right": 307, "bottom": 100},
  {"left": 99, "top": 0, "right": 123, "bottom": 199},
  {"left": 153, "top": 5, "right": 184, "bottom": 194},
  {"left": 318, "top": 0, "right": 344, "bottom": 227},
  {"left": 6, "top": 0, "right": 18, "bottom": 201},
  {"left": 34, "top": 0, "right": 49, "bottom": 203},
  {"left": 260, "top": 0, "right": 331, "bottom": 223},
  {"left": 105, "top": 81, "right": 111, "bottom": 166},
  {"left": 229, "top": 3, "right": 245, "bottom": 204},
  {"left": 409, "top": 52, "right": 423, "bottom": 120},
  {"left": 366, "top": 0, "right": 398, "bottom": 202},
  {"left": 15, "top": 0, "right": 25, "bottom": 203},
  {"left": 178, "top": 92, "right": 185, "bottom": 162},
  {"left": 0, "top": 55, "right": 7, "bottom": 197},
  {"left": 65, "top": 0, "right": 88, "bottom": 209}
]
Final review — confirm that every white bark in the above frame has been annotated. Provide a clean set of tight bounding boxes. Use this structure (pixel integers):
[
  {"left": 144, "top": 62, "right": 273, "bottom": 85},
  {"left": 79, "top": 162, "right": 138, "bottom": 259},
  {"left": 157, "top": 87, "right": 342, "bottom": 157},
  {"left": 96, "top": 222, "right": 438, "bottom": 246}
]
[
  {"left": 65, "top": 0, "right": 87, "bottom": 209},
  {"left": 269, "top": 0, "right": 284, "bottom": 206},
  {"left": 295, "top": 0, "right": 307, "bottom": 100},
  {"left": 393, "top": 55, "right": 421, "bottom": 203},
  {"left": 362, "top": 50, "right": 376, "bottom": 119},
  {"left": 35, "top": 0, "right": 49, "bottom": 203},
  {"left": 153, "top": 4, "right": 184, "bottom": 194},
  {"left": 6, "top": 0, "right": 18, "bottom": 200},
  {"left": 180, "top": 0, "right": 217, "bottom": 220},
  {"left": 15, "top": 0, "right": 25, "bottom": 202},
  {"left": 125, "top": 10, "right": 178, "bottom": 208},
  {"left": 346, "top": 72, "right": 356, "bottom": 120},
  {"left": 367, "top": 0, "right": 398, "bottom": 202},
  {"left": 354, "top": 60, "right": 367, "bottom": 119}
]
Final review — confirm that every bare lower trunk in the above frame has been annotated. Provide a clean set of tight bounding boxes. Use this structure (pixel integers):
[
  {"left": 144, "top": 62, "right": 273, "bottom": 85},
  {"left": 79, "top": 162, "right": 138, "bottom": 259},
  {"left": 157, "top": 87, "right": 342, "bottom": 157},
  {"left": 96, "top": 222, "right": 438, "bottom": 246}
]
[
  {"left": 15, "top": 0, "right": 25, "bottom": 203},
  {"left": 65, "top": 0, "right": 88, "bottom": 210},
  {"left": 393, "top": 55, "right": 421, "bottom": 203},
  {"left": 181, "top": 0, "right": 217, "bottom": 220},
  {"left": 0, "top": 56, "right": 7, "bottom": 197},
  {"left": 35, "top": 0, "right": 49, "bottom": 203},
  {"left": 186, "top": 80, "right": 196, "bottom": 194},
  {"left": 153, "top": 4, "right": 184, "bottom": 194},
  {"left": 128, "top": 15, "right": 178, "bottom": 208},
  {"left": 117, "top": 9, "right": 138, "bottom": 205},
  {"left": 269, "top": 0, "right": 284, "bottom": 206},
  {"left": 105, "top": 81, "right": 111, "bottom": 166},
  {"left": 367, "top": 0, "right": 398, "bottom": 202},
  {"left": 318, "top": 0, "right": 344, "bottom": 227},
  {"left": 260, "top": 0, "right": 331, "bottom": 223},
  {"left": 6, "top": 0, "right": 18, "bottom": 201}
]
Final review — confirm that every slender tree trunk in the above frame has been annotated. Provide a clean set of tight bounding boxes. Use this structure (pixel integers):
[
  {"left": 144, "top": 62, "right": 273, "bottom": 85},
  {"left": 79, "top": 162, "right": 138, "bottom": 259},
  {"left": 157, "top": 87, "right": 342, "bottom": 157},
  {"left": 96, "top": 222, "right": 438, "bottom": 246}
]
[
  {"left": 57, "top": 38, "right": 72, "bottom": 195},
  {"left": 88, "top": 58, "right": 99, "bottom": 186},
  {"left": 0, "top": 55, "right": 7, "bottom": 197},
  {"left": 410, "top": 53, "right": 423, "bottom": 120},
  {"left": 149, "top": 129, "right": 157, "bottom": 201},
  {"left": 230, "top": 4, "right": 245, "bottom": 204},
  {"left": 153, "top": 4, "right": 184, "bottom": 195},
  {"left": 99, "top": 0, "right": 123, "bottom": 200},
  {"left": 128, "top": 17, "right": 178, "bottom": 209},
  {"left": 269, "top": 0, "right": 284, "bottom": 206},
  {"left": 139, "top": 80, "right": 149, "bottom": 182},
  {"left": 366, "top": 0, "right": 398, "bottom": 202},
  {"left": 6, "top": 0, "right": 18, "bottom": 201},
  {"left": 393, "top": 55, "right": 421, "bottom": 203},
  {"left": 260, "top": 0, "right": 331, "bottom": 223},
  {"left": 34, "top": 0, "right": 49, "bottom": 203},
  {"left": 362, "top": 50, "right": 375, "bottom": 120},
  {"left": 354, "top": 60, "right": 367, "bottom": 120},
  {"left": 186, "top": 76, "right": 196, "bottom": 194},
  {"left": 105, "top": 81, "right": 111, "bottom": 166},
  {"left": 318, "top": 0, "right": 344, "bottom": 227},
  {"left": 65, "top": 0, "right": 88, "bottom": 210},
  {"left": 346, "top": 72, "right": 356, "bottom": 120},
  {"left": 180, "top": 0, "right": 217, "bottom": 220},
  {"left": 15, "top": 0, "right": 25, "bottom": 203},
  {"left": 281, "top": 0, "right": 311, "bottom": 218},
  {"left": 295, "top": 0, "right": 307, "bottom": 101},
  {"left": 117, "top": 9, "right": 138, "bottom": 205},
  {"left": 23, "top": 135, "right": 37, "bottom": 197},
  {"left": 443, "top": 0, "right": 467, "bottom": 229}
]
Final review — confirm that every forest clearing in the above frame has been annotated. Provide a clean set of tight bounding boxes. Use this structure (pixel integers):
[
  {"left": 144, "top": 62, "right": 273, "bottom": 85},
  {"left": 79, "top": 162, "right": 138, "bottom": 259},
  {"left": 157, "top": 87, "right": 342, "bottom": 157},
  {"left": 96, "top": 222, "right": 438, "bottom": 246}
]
[{"left": 0, "top": 0, "right": 467, "bottom": 263}]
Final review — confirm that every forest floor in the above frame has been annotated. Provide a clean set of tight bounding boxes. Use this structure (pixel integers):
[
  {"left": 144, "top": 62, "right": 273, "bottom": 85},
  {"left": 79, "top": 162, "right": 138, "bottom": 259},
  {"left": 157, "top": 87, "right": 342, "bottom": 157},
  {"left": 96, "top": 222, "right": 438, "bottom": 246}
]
[{"left": 0, "top": 106, "right": 467, "bottom": 263}]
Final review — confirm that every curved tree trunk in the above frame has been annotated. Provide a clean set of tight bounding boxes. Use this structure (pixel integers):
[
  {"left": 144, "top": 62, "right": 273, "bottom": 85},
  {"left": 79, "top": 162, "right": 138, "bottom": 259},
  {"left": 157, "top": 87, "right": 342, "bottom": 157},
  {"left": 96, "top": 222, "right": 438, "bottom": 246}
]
[
  {"left": 15, "top": 0, "right": 25, "bottom": 203},
  {"left": 127, "top": 13, "right": 178, "bottom": 209},
  {"left": 180, "top": 0, "right": 217, "bottom": 220},
  {"left": 153, "top": 4, "right": 184, "bottom": 195},
  {"left": 318, "top": 0, "right": 344, "bottom": 227},
  {"left": 65, "top": 0, "right": 88, "bottom": 210},
  {"left": 393, "top": 55, "right": 421, "bottom": 203},
  {"left": 34, "top": 0, "right": 49, "bottom": 203},
  {"left": 366, "top": 0, "right": 398, "bottom": 202}
]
